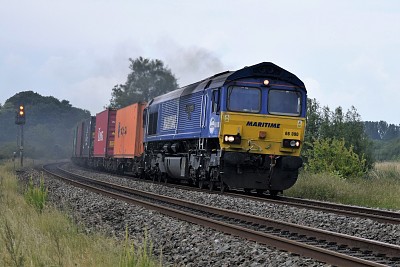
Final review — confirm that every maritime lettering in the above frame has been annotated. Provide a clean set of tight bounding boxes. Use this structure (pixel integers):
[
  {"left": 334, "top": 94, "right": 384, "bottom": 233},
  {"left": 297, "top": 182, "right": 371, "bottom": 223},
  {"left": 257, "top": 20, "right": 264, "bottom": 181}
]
[{"left": 246, "top": 121, "right": 281, "bottom": 128}]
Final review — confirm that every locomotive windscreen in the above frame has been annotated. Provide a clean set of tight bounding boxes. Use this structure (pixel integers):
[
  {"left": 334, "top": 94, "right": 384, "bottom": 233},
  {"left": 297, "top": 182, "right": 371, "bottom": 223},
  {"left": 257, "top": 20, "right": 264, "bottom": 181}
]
[
  {"left": 268, "top": 90, "right": 301, "bottom": 116},
  {"left": 227, "top": 86, "right": 261, "bottom": 113}
]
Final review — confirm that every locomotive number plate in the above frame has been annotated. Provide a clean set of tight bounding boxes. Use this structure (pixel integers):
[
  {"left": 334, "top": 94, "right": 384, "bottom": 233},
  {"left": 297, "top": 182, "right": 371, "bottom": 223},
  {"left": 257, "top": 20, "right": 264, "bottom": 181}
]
[{"left": 282, "top": 129, "right": 301, "bottom": 138}]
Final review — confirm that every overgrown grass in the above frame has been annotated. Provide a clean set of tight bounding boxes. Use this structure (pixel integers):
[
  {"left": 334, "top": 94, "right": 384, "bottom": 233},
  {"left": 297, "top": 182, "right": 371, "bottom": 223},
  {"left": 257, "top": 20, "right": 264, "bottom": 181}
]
[
  {"left": 24, "top": 176, "right": 48, "bottom": 213},
  {"left": 0, "top": 161, "right": 161, "bottom": 267},
  {"left": 120, "top": 228, "right": 160, "bottom": 267},
  {"left": 286, "top": 161, "right": 400, "bottom": 210}
]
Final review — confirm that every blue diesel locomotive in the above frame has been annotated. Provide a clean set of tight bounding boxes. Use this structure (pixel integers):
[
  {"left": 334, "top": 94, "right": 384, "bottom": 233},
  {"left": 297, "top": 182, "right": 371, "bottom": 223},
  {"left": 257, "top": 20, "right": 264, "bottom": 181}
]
[{"left": 142, "top": 62, "right": 307, "bottom": 195}]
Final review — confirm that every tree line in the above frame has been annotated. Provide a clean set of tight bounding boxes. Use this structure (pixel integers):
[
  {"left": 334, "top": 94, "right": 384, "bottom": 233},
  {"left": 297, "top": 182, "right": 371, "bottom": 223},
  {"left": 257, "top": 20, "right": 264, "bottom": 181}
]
[
  {"left": 0, "top": 91, "right": 89, "bottom": 159},
  {"left": 363, "top": 121, "right": 400, "bottom": 161},
  {"left": 364, "top": 121, "right": 400, "bottom": 141}
]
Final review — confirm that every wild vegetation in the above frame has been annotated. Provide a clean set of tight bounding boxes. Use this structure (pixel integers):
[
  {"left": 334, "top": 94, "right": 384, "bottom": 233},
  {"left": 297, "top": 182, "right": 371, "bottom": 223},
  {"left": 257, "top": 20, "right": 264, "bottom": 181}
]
[
  {"left": 287, "top": 161, "right": 400, "bottom": 210},
  {"left": 300, "top": 98, "right": 400, "bottom": 179},
  {"left": 371, "top": 138, "right": 400, "bottom": 161},
  {"left": 303, "top": 138, "right": 367, "bottom": 179},
  {"left": 297, "top": 98, "right": 399, "bottom": 208},
  {"left": 0, "top": 161, "right": 160, "bottom": 267},
  {"left": 303, "top": 98, "right": 373, "bottom": 173}
]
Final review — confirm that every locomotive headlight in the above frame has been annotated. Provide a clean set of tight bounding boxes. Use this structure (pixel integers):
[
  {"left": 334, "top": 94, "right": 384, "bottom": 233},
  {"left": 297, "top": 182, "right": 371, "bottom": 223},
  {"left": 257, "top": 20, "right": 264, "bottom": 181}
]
[
  {"left": 263, "top": 79, "right": 270, "bottom": 86},
  {"left": 223, "top": 134, "right": 241, "bottom": 144},
  {"left": 283, "top": 139, "right": 301, "bottom": 148}
]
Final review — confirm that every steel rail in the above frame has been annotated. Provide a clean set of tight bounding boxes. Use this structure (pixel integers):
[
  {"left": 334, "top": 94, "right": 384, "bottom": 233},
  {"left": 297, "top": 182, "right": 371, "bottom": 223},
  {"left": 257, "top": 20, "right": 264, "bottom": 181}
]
[
  {"left": 148, "top": 181, "right": 400, "bottom": 225},
  {"left": 55, "top": 166, "right": 400, "bottom": 258},
  {"left": 43, "top": 163, "right": 399, "bottom": 266},
  {"left": 226, "top": 193, "right": 400, "bottom": 225},
  {"left": 67, "top": 163, "right": 400, "bottom": 224}
]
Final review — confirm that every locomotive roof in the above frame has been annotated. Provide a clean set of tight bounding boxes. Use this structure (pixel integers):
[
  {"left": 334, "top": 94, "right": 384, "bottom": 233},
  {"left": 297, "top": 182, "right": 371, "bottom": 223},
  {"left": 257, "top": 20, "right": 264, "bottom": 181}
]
[{"left": 148, "top": 62, "right": 306, "bottom": 106}]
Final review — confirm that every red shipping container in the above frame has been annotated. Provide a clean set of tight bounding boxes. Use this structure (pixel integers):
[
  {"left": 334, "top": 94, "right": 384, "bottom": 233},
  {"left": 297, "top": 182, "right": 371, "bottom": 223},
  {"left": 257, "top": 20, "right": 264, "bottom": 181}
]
[
  {"left": 114, "top": 102, "right": 146, "bottom": 158},
  {"left": 94, "top": 109, "right": 116, "bottom": 157}
]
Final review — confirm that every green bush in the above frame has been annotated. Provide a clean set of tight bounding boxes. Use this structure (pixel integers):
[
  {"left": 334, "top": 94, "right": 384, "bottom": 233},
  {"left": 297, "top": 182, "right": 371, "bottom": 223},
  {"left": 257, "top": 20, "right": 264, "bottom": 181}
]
[
  {"left": 304, "top": 138, "right": 367, "bottom": 179},
  {"left": 24, "top": 176, "right": 48, "bottom": 213}
]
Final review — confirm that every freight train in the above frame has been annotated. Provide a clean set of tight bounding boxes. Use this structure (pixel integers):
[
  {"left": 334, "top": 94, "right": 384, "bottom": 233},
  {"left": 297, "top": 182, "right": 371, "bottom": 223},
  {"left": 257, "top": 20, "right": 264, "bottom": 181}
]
[{"left": 72, "top": 62, "right": 307, "bottom": 195}]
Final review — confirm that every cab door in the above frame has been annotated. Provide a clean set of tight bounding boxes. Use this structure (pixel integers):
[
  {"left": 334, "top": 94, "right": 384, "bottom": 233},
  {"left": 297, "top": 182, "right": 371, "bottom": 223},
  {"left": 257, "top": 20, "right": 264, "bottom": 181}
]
[{"left": 201, "top": 88, "right": 221, "bottom": 138}]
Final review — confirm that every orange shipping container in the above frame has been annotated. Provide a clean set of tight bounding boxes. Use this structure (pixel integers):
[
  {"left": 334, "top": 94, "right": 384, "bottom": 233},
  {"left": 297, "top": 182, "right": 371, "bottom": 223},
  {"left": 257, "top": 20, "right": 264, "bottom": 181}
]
[{"left": 113, "top": 102, "right": 146, "bottom": 158}]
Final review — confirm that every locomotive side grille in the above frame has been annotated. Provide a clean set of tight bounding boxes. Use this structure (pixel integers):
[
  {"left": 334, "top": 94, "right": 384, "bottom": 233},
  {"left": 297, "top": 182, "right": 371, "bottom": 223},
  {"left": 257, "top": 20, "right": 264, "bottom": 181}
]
[
  {"left": 160, "top": 99, "right": 178, "bottom": 133},
  {"left": 177, "top": 92, "right": 202, "bottom": 133}
]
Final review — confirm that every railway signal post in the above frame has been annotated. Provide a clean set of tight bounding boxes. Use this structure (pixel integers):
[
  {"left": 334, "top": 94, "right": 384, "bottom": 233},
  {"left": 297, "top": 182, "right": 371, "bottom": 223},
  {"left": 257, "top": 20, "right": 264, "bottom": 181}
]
[{"left": 15, "top": 104, "right": 25, "bottom": 167}]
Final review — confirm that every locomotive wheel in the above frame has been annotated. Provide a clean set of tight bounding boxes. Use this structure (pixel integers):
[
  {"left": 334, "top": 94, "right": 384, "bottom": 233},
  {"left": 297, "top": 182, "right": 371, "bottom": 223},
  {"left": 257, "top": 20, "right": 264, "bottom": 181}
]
[
  {"left": 198, "top": 179, "right": 205, "bottom": 189},
  {"left": 209, "top": 181, "right": 215, "bottom": 191},
  {"left": 189, "top": 167, "right": 197, "bottom": 186},
  {"left": 244, "top": 188, "right": 252, "bottom": 194},
  {"left": 256, "top": 189, "right": 265, "bottom": 195},
  {"left": 220, "top": 182, "right": 227, "bottom": 193},
  {"left": 269, "top": 190, "right": 279, "bottom": 197},
  {"left": 116, "top": 163, "right": 122, "bottom": 174}
]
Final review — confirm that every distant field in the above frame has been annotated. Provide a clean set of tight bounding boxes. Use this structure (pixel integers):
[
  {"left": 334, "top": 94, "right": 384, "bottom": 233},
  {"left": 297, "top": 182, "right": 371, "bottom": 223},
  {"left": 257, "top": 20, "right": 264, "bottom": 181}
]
[{"left": 286, "top": 161, "right": 400, "bottom": 210}]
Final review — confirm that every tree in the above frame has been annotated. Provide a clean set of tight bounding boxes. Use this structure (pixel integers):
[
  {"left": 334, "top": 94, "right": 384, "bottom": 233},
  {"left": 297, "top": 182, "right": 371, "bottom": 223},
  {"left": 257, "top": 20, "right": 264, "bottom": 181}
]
[
  {"left": 110, "top": 57, "right": 178, "bottom": 108},
  {"left": 303, "top": 98, "right": 373, "bottom": 170},
  {"left": 304, "top": 98, "right": 322, "bottom": 144},
  {"left": 364, "top": 121, "right": 381, "bottom": 140}
]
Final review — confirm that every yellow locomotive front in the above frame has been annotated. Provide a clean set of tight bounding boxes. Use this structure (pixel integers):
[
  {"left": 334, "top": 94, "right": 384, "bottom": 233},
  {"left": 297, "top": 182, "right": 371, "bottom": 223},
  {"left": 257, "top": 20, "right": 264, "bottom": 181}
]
[
  {"left": 217, "top": 75, "right": 307, "bottom": 195},
  {"left": 220, "top": 113, "right": 305, "bottom": 157}
]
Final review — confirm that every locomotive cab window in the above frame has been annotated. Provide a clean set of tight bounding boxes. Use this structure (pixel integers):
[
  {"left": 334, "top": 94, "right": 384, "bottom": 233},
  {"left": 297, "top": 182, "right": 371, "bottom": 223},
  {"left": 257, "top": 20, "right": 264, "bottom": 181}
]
[
  {"left": 268, "top": 90, "right": 301, "bottom": 116},
  {"left": 227, "top": 86, "right": 260, "bottom": 113},
  {"left": 212, "top": 89, "right": 220, "bottom": 113},
  {"left": 146, "top": 106, "right": 158, "bottom": 135}
]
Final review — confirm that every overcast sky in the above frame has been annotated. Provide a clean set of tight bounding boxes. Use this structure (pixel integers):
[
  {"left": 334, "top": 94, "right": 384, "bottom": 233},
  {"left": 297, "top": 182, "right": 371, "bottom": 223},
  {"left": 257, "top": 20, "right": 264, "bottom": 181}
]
[{"left": 1, "top": 0, "right": 399, "bottom": 124}]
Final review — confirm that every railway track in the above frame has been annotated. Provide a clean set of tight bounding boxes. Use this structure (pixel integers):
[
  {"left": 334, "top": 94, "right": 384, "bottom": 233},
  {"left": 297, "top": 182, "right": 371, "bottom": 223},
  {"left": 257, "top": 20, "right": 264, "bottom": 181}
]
[
  {"left": 66, "top": 163, "right": 400, "bottom": 225},
  {"left": 161, "top": 183, "right": 400, "bottom": 225},
  {"left": 43, "top": 163, "right": 400, "bottom": 267}
]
